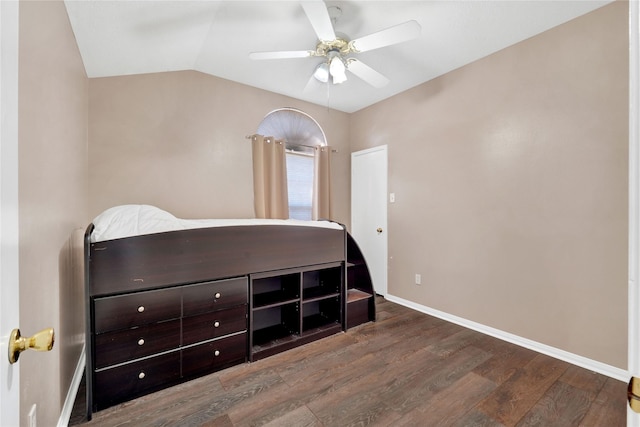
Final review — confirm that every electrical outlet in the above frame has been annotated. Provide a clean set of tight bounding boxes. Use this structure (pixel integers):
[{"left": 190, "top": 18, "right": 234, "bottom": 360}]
[
  {"left": 415, "top": 273, "right": 421, "bottom": 285},
  {"left": 28, "top": 404, "right": 36, "bottom": 427}
]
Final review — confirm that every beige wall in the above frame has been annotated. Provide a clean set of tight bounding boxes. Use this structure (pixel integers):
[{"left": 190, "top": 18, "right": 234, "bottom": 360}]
[
  {"left": 88, "top": 71, "right": 351, "bottom": 226},
  {"left": 12, "top": 1, "right": 629, "bottom": 424},
  {"left": 18, "top": 1, "right": 88, "bottom": 426},
  {"left": 351, "top": 2, "right": 628, "bottom": 369}
]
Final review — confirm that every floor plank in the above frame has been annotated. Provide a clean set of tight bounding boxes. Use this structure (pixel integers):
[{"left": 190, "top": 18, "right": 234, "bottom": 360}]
[
  {"left": 473, "top": 334, "right": 539, "bottom": 386},
  {"left": 262, "top": 406, "right": 321, "bottom": 427},
  {"left": 514, "top": 381, "right": 595, "bottom": 426},
  {"left": 475, "top": 353, "right": 570, "bottom": 425},
  {"left": 71, "top": 298, "right": 627, "bottom": 427},
  {"left": 394, "top": 372, "right": 497, "bottom": 426},
  {"left": 579, "top": 377, "right": 628, "bottom": 427}
]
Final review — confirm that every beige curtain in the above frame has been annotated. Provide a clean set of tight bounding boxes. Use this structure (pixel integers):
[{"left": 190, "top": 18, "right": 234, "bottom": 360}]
[
  {"left": 312, "top": 145, "right": 332, "bottom": 220},
  {"left": 251, "top": 135, "right": 289, "bottom": 219}
]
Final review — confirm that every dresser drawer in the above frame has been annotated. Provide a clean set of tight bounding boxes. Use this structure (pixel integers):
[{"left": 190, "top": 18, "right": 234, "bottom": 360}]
[
  {"left": 94, "top": 351, "right": 180, "bottom": 410},
  {"left": 182, "top": 305, "right": 247, "bottom": 346},
  {"left": 93, "top": 287, "right": 182, "bottom": 333},
  {"left": 94, "top": 319, "right": 181, "bottom": 369},
  {"left": 182, "top": 333, "right": 246, "bottom": 378},
  {"left": 182, "top": 277, "right": 247, "bottom": 315}
]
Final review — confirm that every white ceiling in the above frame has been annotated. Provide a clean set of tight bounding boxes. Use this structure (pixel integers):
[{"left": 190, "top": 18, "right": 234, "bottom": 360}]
[{"left": 64, "top": 0, "right": 611, "bottom": 113}]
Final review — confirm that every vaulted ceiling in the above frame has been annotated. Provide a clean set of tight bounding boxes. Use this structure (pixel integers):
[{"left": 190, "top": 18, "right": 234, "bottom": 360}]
[{"left": 64, "top": 1, "right": 611, "bottom": 113}]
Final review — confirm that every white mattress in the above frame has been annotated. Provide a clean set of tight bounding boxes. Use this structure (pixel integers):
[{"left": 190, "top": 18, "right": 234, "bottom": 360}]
[{"left": 91, "top": 205, "right": 343, "bottom": 243}]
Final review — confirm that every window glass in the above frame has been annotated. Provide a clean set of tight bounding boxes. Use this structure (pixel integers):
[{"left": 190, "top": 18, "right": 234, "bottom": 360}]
[{"left": 286, "top": 151, "right": 313, "bottom": 220}]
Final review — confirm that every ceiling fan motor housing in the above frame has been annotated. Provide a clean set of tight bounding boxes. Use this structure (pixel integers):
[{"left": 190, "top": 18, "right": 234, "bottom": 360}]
[{"left": 314, "top": 38, "right": 351, "bottom": 57}]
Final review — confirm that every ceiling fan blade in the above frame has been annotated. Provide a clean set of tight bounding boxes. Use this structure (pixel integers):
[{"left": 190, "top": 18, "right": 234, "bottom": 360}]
[
  {"left": 249, "top": 50, "right": 314, "bottom": 60},
  {"left": 347, "top": 59, "right": 390, "bottom": 88},
  {"left": 350, "top": 20, "right": 421, "bottom": 53},
  {"left": 301, "top": 1, "right": 336, "bottom": 42}
]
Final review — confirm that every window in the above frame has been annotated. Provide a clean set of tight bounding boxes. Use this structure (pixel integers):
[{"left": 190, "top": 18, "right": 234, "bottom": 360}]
[
  {"left": 286, "top": 151, "right": 314, "bottom": 220},
  {"left": 257, "top": 108, "right": 327, "bottom": 220}
]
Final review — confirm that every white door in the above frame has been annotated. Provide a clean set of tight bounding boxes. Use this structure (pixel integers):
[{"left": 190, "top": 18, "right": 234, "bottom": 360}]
[
  {"left": 0, "top": 1, "right": 21, "bottom": 426},
  {"left": 351, "top": 145, "right": 388, "bottom": 296},
  {"left": 629, "top": 1, "right": 640, "bottom": 425}
]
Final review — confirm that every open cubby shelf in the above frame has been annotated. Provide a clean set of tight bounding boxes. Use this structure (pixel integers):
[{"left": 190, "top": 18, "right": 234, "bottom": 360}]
[
  {"left": 347, "top": 288, "right": 372, "bottom": 303},
  {"left": 302, "top": 314, "right": 340, "bottom": 332},
  {"left": 252, "top": 324, "right": 299, "bottom": 348},
  {"left": 247, "top": 231, "right": 379, "bottom": 360},
  {"left": 253, "top": 291, "right": 300, "bottom": 309},
  {"left": 249, "top": 262, "right": 343, "bottom": 361},
  {"left": 302, "top": 287, "right": 340, "bottom": 302}
]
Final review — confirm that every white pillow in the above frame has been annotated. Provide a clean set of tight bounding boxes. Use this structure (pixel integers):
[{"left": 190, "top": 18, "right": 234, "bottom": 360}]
[{"left": 91, "top": 205, "right": 180, "bottom": 242}]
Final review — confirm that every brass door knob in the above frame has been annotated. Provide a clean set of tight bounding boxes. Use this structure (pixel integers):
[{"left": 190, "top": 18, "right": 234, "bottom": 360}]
[
  {"left": 629, "top": 376, "right": 640, "bottom": 413},
  {"left": 376, "top": 227, "right": 383, "bottom": 234},
  {"left": 8, "top": 328, "right": 54, "bottom": 364}
]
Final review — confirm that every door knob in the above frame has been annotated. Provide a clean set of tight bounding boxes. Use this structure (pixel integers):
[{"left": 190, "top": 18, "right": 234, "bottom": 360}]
[
  {"left": 629, "top": 376, "right": 640, "bottom": 413},
  {"left": 8, "top": 327, "right": 54, "bottom": 364},
  {"left": 376, "top": 227, "right": 383, "bottom": 234}
]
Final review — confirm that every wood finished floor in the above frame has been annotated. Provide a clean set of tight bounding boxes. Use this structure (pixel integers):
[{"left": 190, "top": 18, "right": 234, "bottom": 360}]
[{"left": 71, "top": 298, "right": 627, "bottom": 427}]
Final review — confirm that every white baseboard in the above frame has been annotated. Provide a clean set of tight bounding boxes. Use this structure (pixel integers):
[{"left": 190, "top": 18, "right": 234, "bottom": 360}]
[
  {"left": 385, "top": 294, "right": 629, "bottom": 382},
  {"left": 57, "top": 344, "right": 86, "bottom": 427}
]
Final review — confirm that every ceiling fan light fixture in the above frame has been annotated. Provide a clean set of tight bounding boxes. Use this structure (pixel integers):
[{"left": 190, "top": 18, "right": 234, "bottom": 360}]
[
  {"left": 329, "top": 55, "right": 347, "bottom": 84},
  {"left": 313, "top": 62, "right": 330, "bottom": 83}
]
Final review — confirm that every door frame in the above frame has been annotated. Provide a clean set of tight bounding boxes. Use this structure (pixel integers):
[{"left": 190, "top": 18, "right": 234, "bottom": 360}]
[
  {"left": 0, "top": 1, "right": 21, "bottom": 426},
  {"left": 628, "top": 0, "right": 639, "bottom": 425},
  {"left": 351, "top": 145, "right": 388, "bottom": 296}
]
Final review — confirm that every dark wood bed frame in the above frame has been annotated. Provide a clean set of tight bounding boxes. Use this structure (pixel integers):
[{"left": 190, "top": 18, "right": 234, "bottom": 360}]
[
  {"left": 87, "top": 223, "right": 346, "bottom": 295},
  {"left": 84, "top": 221, "right": 375, "bottom": 417}
]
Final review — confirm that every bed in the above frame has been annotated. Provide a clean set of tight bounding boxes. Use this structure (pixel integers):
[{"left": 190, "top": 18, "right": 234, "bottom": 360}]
[
  {"left": 84, "top": 205, "right": 375, "bottom": 416},
  {"left": 87, "top": 204, "right": 346, "bottom": 295}
]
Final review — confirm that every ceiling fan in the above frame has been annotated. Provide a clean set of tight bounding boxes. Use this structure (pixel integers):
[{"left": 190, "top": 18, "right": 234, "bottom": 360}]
[{"left": 249, "top": 0, "right": 421, "bottom": 88}]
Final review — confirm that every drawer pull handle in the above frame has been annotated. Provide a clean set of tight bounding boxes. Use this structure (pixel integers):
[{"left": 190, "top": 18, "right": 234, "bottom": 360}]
[
  {"left": 213, "top": 321, "right": 220, "bottom": 328},
  {"left": 214, "top": 292, "right": 221, "bottom": 299},
  {"left": 137, "top": 338, "right": 145, "bottom": 346},
  {"left": 137, "top": 306, "right": 145, "bottom": 313},
  {"left": 138, "top": 372, "right": 146, "bottom": 380},
  {"left": 214, "top": 350, "right": 220, "bottom": 357}
]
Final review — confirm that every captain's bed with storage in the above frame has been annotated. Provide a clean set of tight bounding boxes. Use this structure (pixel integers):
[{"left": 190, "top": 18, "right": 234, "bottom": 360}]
[{"left": 84, "top": 205, "right": 375, "bottom": 417}]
